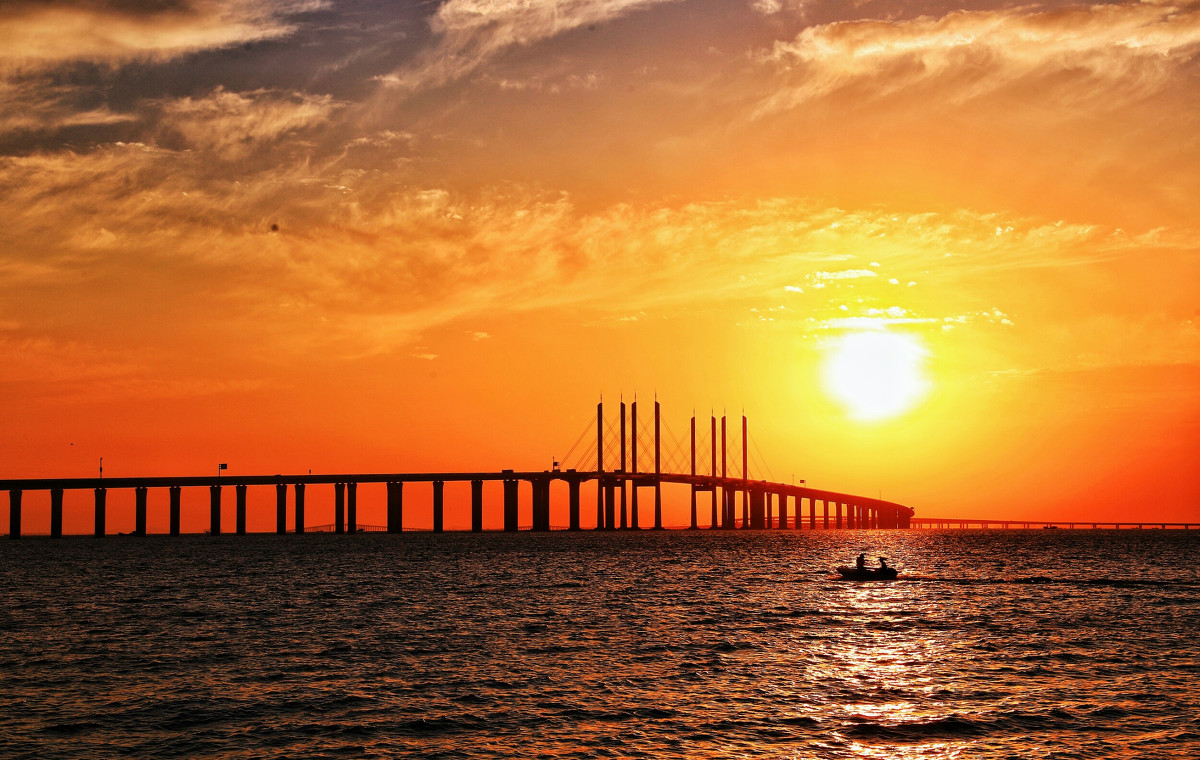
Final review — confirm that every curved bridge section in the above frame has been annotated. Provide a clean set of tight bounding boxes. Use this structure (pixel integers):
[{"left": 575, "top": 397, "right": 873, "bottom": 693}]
[
  {"left": 2, "top": 400, "right": 915, "bottom": 537},
  {"left": 1, "top": 469, "right": 913, "bottom": 537}
]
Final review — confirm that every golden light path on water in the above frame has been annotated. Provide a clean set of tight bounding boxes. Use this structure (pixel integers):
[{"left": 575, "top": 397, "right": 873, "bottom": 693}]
[{"left": 824, "top": 584, "right": 965, "bottom": 759}]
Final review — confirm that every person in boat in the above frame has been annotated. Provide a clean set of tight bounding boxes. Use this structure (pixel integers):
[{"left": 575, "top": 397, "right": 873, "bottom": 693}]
[
  {"left": 856, "top": 553, "right": 866, "bottom": 570},
  {"left": 878, "top": 557, "right": 889, "bottom": 571}
]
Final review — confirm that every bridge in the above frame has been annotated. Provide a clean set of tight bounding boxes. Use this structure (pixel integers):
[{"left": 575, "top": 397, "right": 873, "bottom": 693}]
[
  {"left": 2, "top": 400, "right": 914, "bottom": 538},
  {"left": 912, "top": 518, "right": 1197, "bottom": 530}
]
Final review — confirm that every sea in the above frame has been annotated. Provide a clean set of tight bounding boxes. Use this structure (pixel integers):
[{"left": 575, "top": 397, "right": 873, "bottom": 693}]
[{"left": 2, "top": 529, "right": 1198, "bottom": 759}]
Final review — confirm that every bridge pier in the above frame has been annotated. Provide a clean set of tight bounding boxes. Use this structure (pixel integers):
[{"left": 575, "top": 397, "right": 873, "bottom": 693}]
[
  {"left": 766, "top": 493, "right": 773, "bottom": 528},
  {"left": 605, "top": 481, "right": 616, "bottom": 530},
  {"left": 94, "top": 487, "right": 106, "bottom": 537},
  {"left": 7, "top": 489, "right": 20, "bottom": 539},
  {"left": 710, "top": 487, "right": 718, "bottom": 529},
  {"left": 503, "top": 478, "right": 518, "bottom": 532},
  {"left": 433, "top": 480, "right": 444, "bottom": 533},
  {"left": 387, "top": 481, "right": 402, "bottom": 533},
  {"left": 823, "top": 500, "right": 829, "bottom": 529},
  {"left": 170, "top": 486, "right": 181, "bottom": 535},
  {"left": 135, "top": 486, "right": 148, "bottom": 535},
  {"left": 236, "top": 485, "right": 247, "bottom": 535},
  {"left": 295, "top": 483, "right": 305, "bottom": 534},
  {"left": 276, "top": 483, "right": 287, "bottom": 534},
  {"left": 778, "top": 493, "right": 787, "bottom": 529},
  {"left": 334, "top": 483, "right": 345, "bottom": 534},
  {"left": 209, "top": 485, "right": 222, "bottom": 535},
  {"left": 809, "top": 498, "right": 817, "bottom": 530},
  {"left": 749, "top": 488, "right": 765, "bottom": 529},
  {"left": 472, "top": 479, "right": 484, "bottom": 532},
  {"left": 620, "top": 479, "right": 628, "bottom": 529},
  {"left": 348, "top": 482, "right": 357, "bottom": 533},
  {"left": 630, "top": 481, "right": 639, "bottom": 529},
  {"left": 50, "top": 488, "right": 63, "bottom": 538},
  {"left": 532, "top": 477, "right": 551, "bottom": 532},
  {"left": 567, "top": 477, "right": 580, "bottom": 531}
]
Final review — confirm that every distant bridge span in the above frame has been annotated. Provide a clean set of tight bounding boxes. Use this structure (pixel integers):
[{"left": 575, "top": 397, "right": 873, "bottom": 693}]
[{"left": 3, "top": 400, "right": 915, "bottom": 537}]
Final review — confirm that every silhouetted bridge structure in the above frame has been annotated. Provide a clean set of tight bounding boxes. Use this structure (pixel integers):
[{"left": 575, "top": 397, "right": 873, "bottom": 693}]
[
  {"left": 913, "top": 518, "right": 1197, "bottom": 530},
  {"left": 3, "top": 400, "right": 914, "bottom": 538}
]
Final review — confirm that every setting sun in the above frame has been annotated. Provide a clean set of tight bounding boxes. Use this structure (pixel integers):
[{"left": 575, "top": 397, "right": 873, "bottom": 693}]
[{"left": 821, "top": 331, "right": 931, "bottom": 422}]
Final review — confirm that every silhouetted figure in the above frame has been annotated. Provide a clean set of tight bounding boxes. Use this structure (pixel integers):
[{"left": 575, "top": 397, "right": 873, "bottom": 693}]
[
  {"left": 856, "top": 553, "right": 866, "bottom": 570},
  {"left": 878, "top": 557, "right": 889, "bottom": 570}
]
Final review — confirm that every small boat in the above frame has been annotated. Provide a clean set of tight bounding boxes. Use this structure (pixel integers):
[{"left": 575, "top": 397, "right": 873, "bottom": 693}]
[{"left": 836, "top": 565, "right": 899, "bottom": 581}]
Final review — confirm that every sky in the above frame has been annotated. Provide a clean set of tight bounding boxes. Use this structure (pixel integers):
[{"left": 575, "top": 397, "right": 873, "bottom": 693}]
[{"left": 2, "top": 0, "right": 1198, "bottom": 532}]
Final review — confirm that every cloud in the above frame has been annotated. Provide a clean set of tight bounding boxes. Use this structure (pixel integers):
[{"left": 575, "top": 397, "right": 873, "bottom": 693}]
[
  {"left": 157, "top": 87, "right": 338, "bottom": 159},
  {"left": 382, "top": 0, "right": 680, "bottom": 91},
  {"left": 754, "top": 1, "right": 1200, "bottom": 116},
  {"left": 0, "top": 0, "right": 324, "bottom": 72}
]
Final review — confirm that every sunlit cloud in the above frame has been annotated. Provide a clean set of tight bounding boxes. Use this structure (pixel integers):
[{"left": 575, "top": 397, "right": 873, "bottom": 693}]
[
  {"left": 157, "top": 87, "right": 338, "bottom": 159},
  {"left": 755, "top": 1, "right": 1200, "bottom": 116},
  {"left": 381, "top": 0, "right": 680, "bottom": 91},
  {"left": 0, "top": 0, "right": 323, "bottom": 72}
]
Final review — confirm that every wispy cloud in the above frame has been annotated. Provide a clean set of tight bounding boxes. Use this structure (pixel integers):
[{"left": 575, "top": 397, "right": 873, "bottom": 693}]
[
  {"left": 0, "top": 0, "right": 324, "bottom": 72},
  {"left": 381, "top": 0, "right": 679, "bottom": 91},
  {"left": 754, "top": 1, "right": 1200, "bottom": 117},
  {"left": 157, "top": 87, "right": 338, "bottom": 159}
]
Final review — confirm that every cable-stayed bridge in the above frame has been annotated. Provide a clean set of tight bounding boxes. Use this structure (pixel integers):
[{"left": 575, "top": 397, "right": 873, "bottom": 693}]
[{"left": 2, "top": 399, "right": 914, "bottom": 538}]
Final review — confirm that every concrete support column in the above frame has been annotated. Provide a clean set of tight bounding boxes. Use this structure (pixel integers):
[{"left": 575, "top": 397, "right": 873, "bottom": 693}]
[
  {"left": 276, "top": 484, "right": 287, "bottom": 534},
  {"left": 334, "top": 483, "right": 345, "bottom": 534},
  {"left": 823, "top": 499, "right": 829, "bottom": 530},
  {"left": 50, "top": 489, "right": 63, "bottom": 538},
  {"left": 630, "top": 481, "right": 639, "bottom": 529},
  {"left": 654, "top": 483, "right": 663, "bottom": 530},
  {"left": 503, "top": 479, "right": 518, "bottom": 532},
  {"left": 846, "top": 502, "right": 854, "bottom": 529},
  {"left": 135, "top": 486, "right": 148, "bottom": 535},
  {"left": 836, "top": 501, "right": 843, "bottom": 529},
  {"left": 692, "top": 487, "right": 701, "bottom": 530},
  {"left": 7, "top": 489, "right": 20, "bottom": 539},
  {"left": 235, "top": 485, "right": 247, "bottom": 535},
  {"left": 742, "top": 491, "right": 749, "bottom": 529},
  {"left": 596, "top": 401, "right": 604, "bottom": 529},
  {"left": 778, "top": 493, "right": 788, "bottom": 529},
  {"left": 604, "top": 482, "right": 616, "bottom": 530},
  {"left": 347, "top": 482, "right": 357, "bottom": 533},
  {"left": 169, "top": 486, "right": 181, "bottom": 535},
  {"left": 766, "top": 493, "right": 773, "bottom": 529},
  {"left": 532, "top": 478, "right": 551, "bottom": 532},
  {"left": 749, "top": 489, "right": 765, "bottom": 529},
  {"left": 568, "top": 478, "right": 580, "bottom": 531},
  {"left": 471, "top": 480, "right": 484, "bottom": 532},
  {"left": 294, "top": 483, "right": 305, "bottom": 534},
  {"left": 209, "top": 485, "right": 222, "bottom": 535},
  {"left": 432, "top": 480, "right": 444, "bottom": 533},
  {"left": 710, "top": 488, "right": 718, "bottom": 530},
  {"left": 386, "top": 481, "right": 403, "bottom": 533},
  {"left": 810, "top": 498, "right": 817, "bottom": 530},
  {"left": 94, "top": 487, "right": 106, "bottom": 537},
  {"left": 620, "top": 479, "right": 628, "bottom": 529}
]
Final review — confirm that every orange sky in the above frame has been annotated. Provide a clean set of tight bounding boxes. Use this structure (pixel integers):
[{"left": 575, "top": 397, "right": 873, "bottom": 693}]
[{"left": 2, "top": 0, "right": 1198, "bottom": 532}]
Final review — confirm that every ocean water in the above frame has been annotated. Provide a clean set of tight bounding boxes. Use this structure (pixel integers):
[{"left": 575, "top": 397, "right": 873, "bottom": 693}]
[{"left": 2, "top": 529, "right": 1198, "bottom": 759}]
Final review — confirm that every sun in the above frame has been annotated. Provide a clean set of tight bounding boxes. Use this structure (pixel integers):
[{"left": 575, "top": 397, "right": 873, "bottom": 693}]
[{"left": 821, "top": 330, "right": 931, "bottom": 421}]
